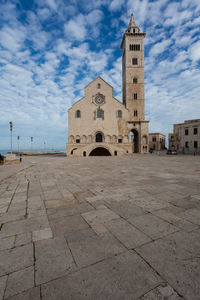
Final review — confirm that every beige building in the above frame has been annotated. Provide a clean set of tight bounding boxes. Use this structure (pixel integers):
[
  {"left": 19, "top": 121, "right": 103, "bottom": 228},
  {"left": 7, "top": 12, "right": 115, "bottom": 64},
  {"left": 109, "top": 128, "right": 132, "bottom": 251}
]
[
  {"left": 168, "top": 119, "right": 200, "bottom": 154},
  {"left": 149, "top": 133, "right": 165, "bottom": 151},
  {"left": 66, "top": 14, "right": 149, "bottom": 157}
]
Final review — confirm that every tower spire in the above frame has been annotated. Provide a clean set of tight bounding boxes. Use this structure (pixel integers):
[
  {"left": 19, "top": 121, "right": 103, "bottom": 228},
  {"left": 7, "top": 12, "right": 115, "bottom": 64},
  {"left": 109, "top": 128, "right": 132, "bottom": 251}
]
[
  {"left": 128, "top": 13, "right": 137, "bottom": 28},
  {"left": 126, "top": 13, "right": 141, "bottom": 34}
]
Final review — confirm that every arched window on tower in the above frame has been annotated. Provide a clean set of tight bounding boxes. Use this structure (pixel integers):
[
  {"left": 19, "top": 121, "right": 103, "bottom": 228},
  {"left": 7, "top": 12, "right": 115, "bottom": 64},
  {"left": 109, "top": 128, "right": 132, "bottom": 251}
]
[
  {"left": 130, "top": 44, "right": 134, "bottom": 51},
  {"left": 117, "top": 110, "right": 122, "bottom": 118},
  {"left": 75, "top": 110, "right": 81, "bottom": 118},
  {"left": 133, "top": 77, "right": 138, "bottom": 83},
  {"left": 132, "top": 58, "right": 138, "bottom": 65},
  {"left": 96, "top": 108, "right": 104, "bottom": 119},
  {"left": 134, "top": 110, "right": 138, "bottom": 117}
]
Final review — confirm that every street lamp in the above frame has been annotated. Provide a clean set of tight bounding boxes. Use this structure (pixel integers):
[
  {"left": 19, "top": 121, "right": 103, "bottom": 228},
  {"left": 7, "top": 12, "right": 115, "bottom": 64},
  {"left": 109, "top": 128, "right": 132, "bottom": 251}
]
[
  {"left": 9, "top": 121, "right": 13, "bottom": 154},
  {"left": 44, "top": 142, "right": 46, "bottom": 150},
  {"left": 31, "top": 137, "right": 33, "bottom": 150},
  {"left": 17, "top": 136, "right": 20, "bottom": 153}
]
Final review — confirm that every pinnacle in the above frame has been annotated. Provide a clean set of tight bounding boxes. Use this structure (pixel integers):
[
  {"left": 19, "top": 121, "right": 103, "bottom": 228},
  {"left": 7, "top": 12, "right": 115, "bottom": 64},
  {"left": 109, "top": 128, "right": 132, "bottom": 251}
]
[{"left": 129, "top": 13, "right": 137, "bottom": 27}]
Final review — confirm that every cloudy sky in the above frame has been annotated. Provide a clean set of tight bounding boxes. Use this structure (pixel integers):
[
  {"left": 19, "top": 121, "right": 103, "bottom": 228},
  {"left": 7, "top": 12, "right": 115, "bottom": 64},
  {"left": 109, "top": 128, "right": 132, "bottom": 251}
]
[{"left": 0, "top": 0, "right": 200, "bottom": 150}]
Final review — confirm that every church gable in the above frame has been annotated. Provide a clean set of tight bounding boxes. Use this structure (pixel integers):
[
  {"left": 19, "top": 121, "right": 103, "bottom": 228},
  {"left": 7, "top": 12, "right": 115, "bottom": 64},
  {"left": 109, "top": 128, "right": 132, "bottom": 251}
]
[{"left": 70, "top": 76, "right": 125, "bottom": 111}]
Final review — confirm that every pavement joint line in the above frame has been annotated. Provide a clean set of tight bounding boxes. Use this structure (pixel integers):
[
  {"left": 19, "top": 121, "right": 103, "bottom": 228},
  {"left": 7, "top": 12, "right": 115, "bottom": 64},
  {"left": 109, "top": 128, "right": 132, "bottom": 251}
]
[
  {"left": 5, "top": 183, "right": 19, "bottom": 213},
  {"left": 133, "top": 248, "right": 185, "bottom": 299},
  {"left": 25, "top": 179, "right": 30, "bottom": 219},
  {"left": 2, "top": 273, "right": 8, "bottom": 300},
  {"left": 0, "top": 164, "right": 34, "bottom": 184},
  {"left": 64, "top": 236, "right": 78, "bottom": 268},
  {"left": 40, "top": 285, "right": 43, "bottom": 300},
  {"left": 135, "top": 283, "right": 165, "bottom": 300},
  {"left": 33, "top": 242, "right": 36, "bottom": 287}
]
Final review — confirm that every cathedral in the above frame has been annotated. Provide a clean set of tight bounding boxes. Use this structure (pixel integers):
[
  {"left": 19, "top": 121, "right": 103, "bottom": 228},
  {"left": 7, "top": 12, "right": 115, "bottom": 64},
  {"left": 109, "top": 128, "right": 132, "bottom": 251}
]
[{"left": 66, "top": 14, "right": 149, "bottom": 157}]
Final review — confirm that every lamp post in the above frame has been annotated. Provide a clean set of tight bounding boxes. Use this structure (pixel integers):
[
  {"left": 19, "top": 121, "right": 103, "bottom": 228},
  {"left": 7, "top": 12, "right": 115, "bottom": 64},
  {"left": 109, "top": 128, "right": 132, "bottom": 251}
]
[
  {"left": 9, "top": 121, "right": 13, "bottom": 154},
  {"left": 17, "top": 136, "right": 20, "bottom": 153},
  {"left": 44, "top": 142, "right": 46, "bottom": 151},
  {"left": 31, "top": 137, "right": 33, "bottom": 151}
]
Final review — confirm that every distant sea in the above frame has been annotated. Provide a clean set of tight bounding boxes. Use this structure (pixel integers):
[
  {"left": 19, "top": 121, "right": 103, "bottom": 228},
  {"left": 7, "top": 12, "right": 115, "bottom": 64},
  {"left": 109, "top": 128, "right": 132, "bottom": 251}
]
[
  {"left": 0, "top": 150, "right": 9, "bottom": 155},
  {"left": 0, "top": 149, "right": 66, "bottom": 155}
]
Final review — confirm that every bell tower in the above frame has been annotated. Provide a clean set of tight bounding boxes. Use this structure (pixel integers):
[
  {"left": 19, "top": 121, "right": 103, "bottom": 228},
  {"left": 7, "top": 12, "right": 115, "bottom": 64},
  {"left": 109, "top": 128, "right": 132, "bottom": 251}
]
[{"left": 121, "top": 14, "right": 146, "bottom": 122}]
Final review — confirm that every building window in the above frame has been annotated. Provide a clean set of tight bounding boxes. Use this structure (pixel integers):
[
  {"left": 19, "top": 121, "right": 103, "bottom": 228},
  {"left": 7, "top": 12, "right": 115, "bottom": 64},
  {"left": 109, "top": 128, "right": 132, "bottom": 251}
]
[
  {"left": 185, "top": 129, "right": 188, "bottom": 135},
  {"left": 133, "top": 29, "right": 135, "bottom": 33},
  {"left": 114, "top": 151, "right": 117, "bottom": 156},
  {"left": 76, "top": 139, "right": 80, "bottom": 143},
  {"left": 194, "top": 141, "right": 198, "bottom": 148},
  {"left": 117, "top": 110, "right": 122, "bottom": 118},
  {"left": 97, "top": 83, "right": 101, "bottom": 89},
  {"left": 96, "top": 132, "right": 103, "bottom": 142},
  {"left": 194, "top": 128, "right": 198, "bottom": 135},
  {"left": 171, "top": 136, "right": 174, "bottom": 141},
  {"left": 97, "top": 108, "right": 104, "bottom": 119},
  {"left": 132, "top": 58, "right": 138, "bottom": 65},
  {"left": 134, "top": 44, "right": 140, "bottom": 51},
  {"left": 134, "top": 93, "right": 137, "bottom": 100},
  {"left": 83, "top": 151, "right": 86, "bottom": 156},
  {"left": 133, "top": 77, "right": 138, "bottom": 83},
  {"left": 75, "top": 110, "right": 81, "bottom": 118},
  {"left": 134, "top": 110, "right": 138, "bottom": 117},
  {"left": 130, "top": 44, "right": 140, "bottom": 51},
  {"left": 118, "top": 139, "right": 122, "bottom": 143},
  {"left": 185, "top": 141, "right": 189, "bottom": 148},
  {"left": 152, "top": 137, "right": 156, "bottom": 142}
]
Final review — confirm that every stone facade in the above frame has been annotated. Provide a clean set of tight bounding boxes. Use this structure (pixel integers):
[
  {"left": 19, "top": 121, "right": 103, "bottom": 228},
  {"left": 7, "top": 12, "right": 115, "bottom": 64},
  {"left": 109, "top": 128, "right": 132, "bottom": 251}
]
[
  {"left": 168, "top": 119, "right": 200, "bottom": 154},
  {"left": 66, "top": 14, "right": 149, "bottom": 157},
  {"left": 149, "top": 133, "right": 165, "bottom": 151}
]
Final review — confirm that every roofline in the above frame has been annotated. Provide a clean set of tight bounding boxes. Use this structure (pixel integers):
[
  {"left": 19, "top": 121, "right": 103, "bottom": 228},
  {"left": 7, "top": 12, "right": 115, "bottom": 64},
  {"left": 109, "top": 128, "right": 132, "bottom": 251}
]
[
  {"left": 149, "top": 133, "right": 165, "bottom": 136},
  {"left": 68, "top": 97, "right": 85, "bottom": 110},
  {"left": 84, "top": 76, "right": 113, "bottom": 91}
]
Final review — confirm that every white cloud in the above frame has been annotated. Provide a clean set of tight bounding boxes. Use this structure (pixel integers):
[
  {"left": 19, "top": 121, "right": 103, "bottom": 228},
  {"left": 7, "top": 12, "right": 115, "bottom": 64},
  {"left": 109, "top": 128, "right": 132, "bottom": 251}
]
[
  {"left": 0, "top": 26, "right": 26, "bottom": 52},
  {"left": 109, "top": 0, "right": 124, "bottom": 12},
  {"left": 87, "top": 9, "right": 103, "bottom": 25},
  {"left": 189, "top": 41, "right": 200, "bottom": 62},
  {"left": 64, "top": 15, "right": 87, "bottom": 41},
  {"left": 149, "top": 39, "right": 171, "bottom": 57}
]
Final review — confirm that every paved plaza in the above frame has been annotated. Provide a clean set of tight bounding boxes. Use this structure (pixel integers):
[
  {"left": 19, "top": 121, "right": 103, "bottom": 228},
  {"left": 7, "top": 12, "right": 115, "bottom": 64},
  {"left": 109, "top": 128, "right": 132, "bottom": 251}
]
[{"left": 0, "top": 154, "right": 200, "bottom": 299}]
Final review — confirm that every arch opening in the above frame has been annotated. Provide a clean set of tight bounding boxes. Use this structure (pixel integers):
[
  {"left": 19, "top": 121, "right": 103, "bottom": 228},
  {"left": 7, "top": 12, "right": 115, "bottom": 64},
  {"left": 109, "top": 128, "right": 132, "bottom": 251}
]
[
  {"left": 129, "top": 129, "right": 139, "bottom": 153},
  {"left": 89, "top": 147, "right": 111, "bottom": 156},
  {"left": 96, "top": 132, "right": 103, "bottom": 143}
]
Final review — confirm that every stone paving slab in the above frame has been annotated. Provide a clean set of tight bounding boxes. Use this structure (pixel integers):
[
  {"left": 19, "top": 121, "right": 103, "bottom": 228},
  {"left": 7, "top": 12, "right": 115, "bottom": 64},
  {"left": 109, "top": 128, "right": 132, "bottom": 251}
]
[
  {"left": 139, "top": 283, "right": 182, "bottom": 299},
  {"left": 4, "top": 266, "right": 34, "bottom": 298},
  {"left": 41, "top": 251, "right": 162, "bottom": 300},
  {"left": 0, "top": 236, "right": 15, "bottom": 251},
  {"left": 177, "top": 208, "right": 200, "bottom": 225},
  {"left": 0, "top": 243, "right": 33, "bottom": 276},
  {"left": 104, "top": 199, "right": 147, "bottom": 219},
  {"left": 35, "top": 236, "right": 75, "bottom": 285},
  {"left": 68, "top": 231, "right": 125, "bottom": 268},
  {"left": 0, "top": 216, "right": 49, "bottom": 238},
  {"left": 50, "top": 214, "right": 89, "bottom": 236},
  {"left": 128, "top": 213, "right": 180, "bottom": 240},
  {"left": 81, "top": 206, "right": 120, "bottom": 226},
  {"left": 0, "top": 276, "right": 7, "bottom": 300},
  {"left": 6, "top": 287, "right": 40, "bottom": 300},
  {"left": 105, "top": 218, "right": 151, "bottom": 249},
  {"left": 136, "top": 229, "right": 200, "bottom": 300}
]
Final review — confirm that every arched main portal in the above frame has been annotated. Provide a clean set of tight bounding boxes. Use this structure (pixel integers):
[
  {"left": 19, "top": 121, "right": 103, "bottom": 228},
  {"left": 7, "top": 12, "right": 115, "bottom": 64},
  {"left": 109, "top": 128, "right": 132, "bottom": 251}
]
[
  {"left": 129, "top": 129, "right": 139, "bottom": 153},
  {"left": 89, "top": 147, "right": 111, "bottom": 156}
]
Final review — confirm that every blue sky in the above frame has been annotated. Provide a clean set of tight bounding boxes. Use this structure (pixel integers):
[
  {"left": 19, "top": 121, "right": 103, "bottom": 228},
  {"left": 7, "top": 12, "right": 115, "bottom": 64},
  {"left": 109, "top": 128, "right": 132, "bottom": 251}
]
[{"left": 0, "top": 0, "right": 200, "bottom": 150}]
